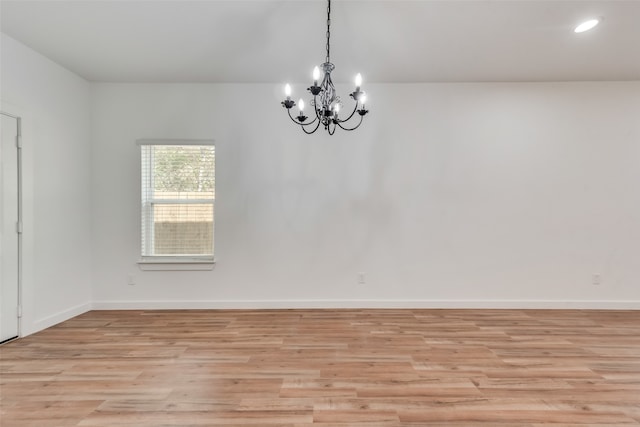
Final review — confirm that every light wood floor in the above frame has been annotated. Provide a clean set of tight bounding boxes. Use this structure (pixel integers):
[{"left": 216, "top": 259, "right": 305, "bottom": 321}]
[{"left": 1, "top": 309, "right": 640, "bottom": 426}]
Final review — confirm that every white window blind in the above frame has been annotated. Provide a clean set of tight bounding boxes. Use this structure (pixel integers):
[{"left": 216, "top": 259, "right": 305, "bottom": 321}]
[{"left": 140, "top": 141, "right": 215, "bottom": 261}]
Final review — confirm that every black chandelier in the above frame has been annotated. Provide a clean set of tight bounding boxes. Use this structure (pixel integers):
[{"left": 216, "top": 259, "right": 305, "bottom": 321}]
[{"left": 281, "top": 0, "right": 369, "bottom": 135}]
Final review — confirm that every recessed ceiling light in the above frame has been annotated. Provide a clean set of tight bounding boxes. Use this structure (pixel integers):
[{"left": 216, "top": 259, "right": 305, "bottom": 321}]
[{"left": 574, "top": 19, "right": 600, "bottom": 33}]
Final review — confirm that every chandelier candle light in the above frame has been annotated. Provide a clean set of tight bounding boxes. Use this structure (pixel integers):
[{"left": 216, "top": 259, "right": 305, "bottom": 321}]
[{"left": 281, "top": 0, "right": 369, "bottom": 135}]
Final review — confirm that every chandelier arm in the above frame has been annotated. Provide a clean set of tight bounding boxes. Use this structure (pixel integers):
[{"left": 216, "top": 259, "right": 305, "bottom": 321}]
[
  {"left": 335, "top": 114, "right": 364, "bottom": 132},
  {"left": 301, "top": 120, "right": 322, "bottom": 134},
  {"left": 286, "top": 109, "right": 303, "bottom": 125},
  {"left": 287, "top": 108, "right": 318, "bottom": 126},
  {"left": 305, "top": 115, "right": 319, "bottom": 126},
  {"left": 337, "top": 100, "right": 360, "bottom": 123}
]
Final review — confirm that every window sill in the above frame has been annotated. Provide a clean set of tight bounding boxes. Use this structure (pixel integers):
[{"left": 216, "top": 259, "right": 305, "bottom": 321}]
[{"left": 137, "top": 257, "right": 215, "bottom": 271}]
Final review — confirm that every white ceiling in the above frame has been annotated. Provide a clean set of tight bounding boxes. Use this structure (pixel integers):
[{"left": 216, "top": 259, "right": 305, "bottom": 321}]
[{"left": 1, "top": 0, "right": 639, "bottom": 84}]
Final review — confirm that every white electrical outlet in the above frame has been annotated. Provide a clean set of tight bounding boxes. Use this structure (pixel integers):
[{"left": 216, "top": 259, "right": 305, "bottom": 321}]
[
  {"left": 592, "top": 274, "right": 601, "bottom": 286},
  {"left": 127, "top": 275, "right": 136, "bottom": 286},
  {"left": 358, "top": 272, "right": 366, "bottom": 284}
]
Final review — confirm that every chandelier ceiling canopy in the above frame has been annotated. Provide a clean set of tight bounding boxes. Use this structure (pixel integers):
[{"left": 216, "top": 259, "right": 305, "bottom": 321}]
[{"left": 281, "top": 0, "right": 369, "bottom": 135}]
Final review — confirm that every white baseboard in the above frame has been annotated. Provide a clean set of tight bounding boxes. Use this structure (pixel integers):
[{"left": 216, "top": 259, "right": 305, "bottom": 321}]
[
  {"left": 91, "top": 299, "right": 640, "bottom": 310},
  {"left": 29, "top": 302, "right": 92, "bottom": 335}
]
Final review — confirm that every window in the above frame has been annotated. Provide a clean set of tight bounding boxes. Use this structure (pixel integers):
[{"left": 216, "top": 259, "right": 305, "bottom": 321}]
[{"left": 138, "top": 140, "right": 215, "bottom": 265}]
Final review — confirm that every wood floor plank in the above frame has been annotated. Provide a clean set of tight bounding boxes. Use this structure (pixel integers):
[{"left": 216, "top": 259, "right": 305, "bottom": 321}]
[{"left": 1, "top": 309, "right": 639, "bottom": 425}]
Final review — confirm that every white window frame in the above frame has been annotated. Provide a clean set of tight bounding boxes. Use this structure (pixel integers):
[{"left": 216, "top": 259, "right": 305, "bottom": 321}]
[{"left": 136, "top": 139, "right": 215, "bottom": 271}]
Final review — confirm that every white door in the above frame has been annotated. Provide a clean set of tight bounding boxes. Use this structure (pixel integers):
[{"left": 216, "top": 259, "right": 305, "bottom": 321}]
[{"left": 1, "top": 113, "right": 19, "bottom": 343}]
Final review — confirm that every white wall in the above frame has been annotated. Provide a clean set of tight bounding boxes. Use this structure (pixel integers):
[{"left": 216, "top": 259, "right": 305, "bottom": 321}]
[
  {"left": 1, "top": 34, "right": 92, "bottom": 334},
  {"left": 91, "top": 81, "right": 640, "bottom": 309}
]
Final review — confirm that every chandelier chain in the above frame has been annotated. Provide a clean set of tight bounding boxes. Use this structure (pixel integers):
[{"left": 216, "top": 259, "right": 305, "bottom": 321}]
[{"left": 325, "top": 0, "right": 331, "bottom": 63}]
